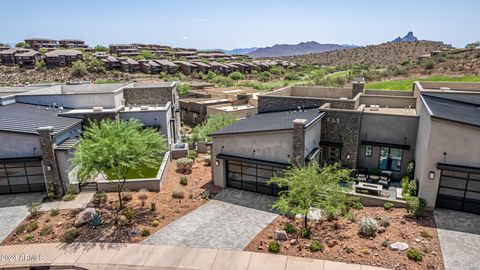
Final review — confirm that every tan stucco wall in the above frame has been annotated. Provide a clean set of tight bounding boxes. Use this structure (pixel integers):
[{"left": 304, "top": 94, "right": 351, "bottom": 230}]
[{"left": 291, "top": 86, "right": 353, "bottom": 99}]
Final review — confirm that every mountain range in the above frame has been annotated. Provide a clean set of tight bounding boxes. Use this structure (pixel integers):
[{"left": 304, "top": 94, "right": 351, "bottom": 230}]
[{"left": 392, "top": 31, "right": 418, "bottom": 43}]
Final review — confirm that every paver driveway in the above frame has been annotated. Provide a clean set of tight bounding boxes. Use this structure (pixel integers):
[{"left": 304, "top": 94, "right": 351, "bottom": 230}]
[
  {"left": 143, "top": 188, "right": 278, "bottom": 250},
  {"left": 0, "top": 193, "right": 45, "bottom": 242},
  {"left": 435, "top": 208, "right": 480, "bottom": 270}
]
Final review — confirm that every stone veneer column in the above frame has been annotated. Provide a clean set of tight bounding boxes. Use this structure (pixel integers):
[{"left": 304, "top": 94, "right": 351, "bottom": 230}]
[
  {"left": 37, "top": 126, "right": 62, "bottom": 197},
  {"left": 352, "top": 78, "right": 365, "bottom": 97},
  {"left": 292, "top": 119, "right": 307, "bottom": 167}
]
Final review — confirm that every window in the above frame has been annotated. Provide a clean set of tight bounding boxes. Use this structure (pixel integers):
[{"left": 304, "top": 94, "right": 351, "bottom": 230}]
[
  {"left": 378, "top": 147, "right": 403, "bottom": 171},
  {"left": 365, "top": 145, "right": 373, "bottom": 157}
]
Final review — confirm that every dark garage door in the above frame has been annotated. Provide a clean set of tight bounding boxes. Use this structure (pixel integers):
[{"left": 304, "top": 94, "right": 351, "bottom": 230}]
[
  {"left": 226, "top": 160, "right": 286, "bottom": 196},
  {"left": 436, "top": 169, "right": 480, "bottom": 214},
  {"left": 0, "top": 158, "right": 46, "bottom": 194}
]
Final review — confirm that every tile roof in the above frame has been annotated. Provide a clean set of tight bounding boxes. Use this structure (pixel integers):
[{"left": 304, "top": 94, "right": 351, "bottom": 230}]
[
  {"left": 45, "top": 49, "right": 82, "bottom": 57},
  {"left": 210, "top": 109, "right": 324, "bottom": 136},
  {"left": 0, "top": 103, "right": 82, "bottom": 135},
  {"left": 421, "top": 94, "right": 480, "bottom": 127},
  {"left": 56, "top": 137, "right": 81, "bottom": 150}
]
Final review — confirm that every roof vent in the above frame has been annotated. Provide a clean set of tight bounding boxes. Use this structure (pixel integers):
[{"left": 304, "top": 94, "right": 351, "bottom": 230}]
[
  {"left": 140, "top": 105, "right": 149, "bottom": 111},
  {"left": 92, "top": 107, "right": 103, "bottom": 112},
  {"left": 370, "top": 105, "right": 379, "bottom": 111}
]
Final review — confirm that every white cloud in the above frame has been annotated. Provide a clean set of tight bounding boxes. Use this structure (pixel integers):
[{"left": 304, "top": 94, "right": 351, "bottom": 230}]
[{"left": 181, "top": 36, "right": 189, "bottom": 40}]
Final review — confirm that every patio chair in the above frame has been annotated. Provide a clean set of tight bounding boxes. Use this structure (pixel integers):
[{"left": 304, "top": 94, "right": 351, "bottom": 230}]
[
  {"left": 356, "top": 168, "right": 369, "bottom": 182},
  {"left": 377, "top": 170, "right": 392, "bottom": 188}
]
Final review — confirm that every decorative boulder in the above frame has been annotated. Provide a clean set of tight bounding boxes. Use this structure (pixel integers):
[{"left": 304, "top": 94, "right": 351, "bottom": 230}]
[
  {"left": 274, "top": 230, "right": 288, "bottom": 241},
  {"left": 295, "top": 207, "right": 322, "bottom": 221},
  {"left": 389, "top": 242, "right": 409, "bottom": 251},
  {"left": 74, "top": 208, "right": 97, "bottom": 227}
]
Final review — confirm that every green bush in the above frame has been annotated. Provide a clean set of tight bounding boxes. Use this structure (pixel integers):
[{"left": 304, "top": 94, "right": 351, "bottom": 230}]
[
  {"left": 172, "top": 188, "right": 185, "bottom": 199},
  {"left": 351, "top": 201, "right": 364, "bottom": 210},
  {"left": 61, "top": 228, "right": 80, "bottom": 243},
  {"left": 123, "top": 208, "right": 134, "bottom": 223},
  {"left": 187, "top": 150, "right": 197, "bottom": 160},
  {"left": 152, "top": 219, "right": 160, "bottom": 227},
  {"left": 141, "top": 229, "right": 151, "bottom": 237},
  {"left": 345, "top": 211, "right": 356, "bottom": 222},
  {"left": 71, "top": 60, "right": 87, "bottom": 77},
  {"left": 35, "top": 60, "right": 46, "bottom": 70},
  {"left": 259, "top": 71, "right": 272, "bottom": 82},
  {"left": 268, "top": 241, "right": 281, "bottom": 253},
  {"left": 406, "top": 197, "right": 427, "bottom": 218},
  {"left": 300, "top": 227, "right": 311, "bottom": 239},
  {"left": 180, "top": 176, "right": 188, "bottom": 186},
  {"left": 358, "top": 217, "right": 377, "bottom": 237},
  {"left": 420, "top": 230, "right": 433, "bottom": 239},
  {"left": 229, "top": 71, "right": 244, "bottom": 81},
  {"left": 176, "top": 158, "right": 194, "bottom": 174},
  {"left": 27, "top": 202, "right": 42, "bottom": 218},
  {"left": 309, "top": 240, "right": 324, "bottom": 252},
  {"left": 40, "top": 224, "right": 54, "bottom": 236},
  {"left": 92, "top": 191, "right": 107, "bottom": 205},
  {"left": 177, "top": 83, "right": 192, "bottom": 96},
  {"left": 383, "top": 202, "right": 394, "bottom": 211},
  {"left": 25, "top": 221, "right": 38, "bottom": 232},
  {"left": 50, "top": 208, "right": 60, "bottom": 216},
  {"left": 283, "top": 222, "right": 296, "bottom": 234},
  {"left": 25, "top": 234, "right": 34, "bottom": 241},
  {"left": 380, "top": 216, "right": 390, "bottom": 227},
  {"left": 270, "top": 66, "right": 285, "bottom": 75},
  {"left": 407, "top": 248, "right": 423, "bottom": 261},
  {"left": 62, "top": 193, "right": 76, "bottom": 201}
]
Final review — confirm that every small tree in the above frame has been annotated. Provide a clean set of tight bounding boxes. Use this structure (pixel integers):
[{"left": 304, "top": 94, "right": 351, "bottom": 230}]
[
  {"left": 141, "top": 50, "right": 155, "bottom": 60},
  {"left": 269, "top": 162, "right": 351, "bottom": 228},
  {"left": 73, "top": 119, "right": 167, "bottom": 210},
  {"left": 192, "top": 113, "right": 237, "bottom": 142},
  {"left": 466, "top": 41, "right": 480, "bottom": 49},
  {"left": 71, "top": 60, "right": 87, "bottom": 77},
  {"left": 15, "top": 41, "right": 30, "bottom": 48},
  {"left": 177, "top": 83, "right": 192, "bottom": 96},
  {"left": 229, "top": 71, "right": 244, "bottom": 81},
  {"left": 35, "top": 59, "right": 46, "bottom": 70},
  {"left": 38, "top": 48, "right": 48, "bottom": 54},
  {"left": 94, "top": 45, "right": 109, "bottom": 52}
]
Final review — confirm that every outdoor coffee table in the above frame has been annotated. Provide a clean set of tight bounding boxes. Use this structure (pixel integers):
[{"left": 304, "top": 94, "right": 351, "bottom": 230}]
[{"left": 354, "top": 182, "right": 383, "bottom": 196}]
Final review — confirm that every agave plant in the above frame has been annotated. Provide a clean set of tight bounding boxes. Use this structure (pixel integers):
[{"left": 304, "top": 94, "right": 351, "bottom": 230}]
[{"left": 90, "top": 213, "right": 104, "bottom": 229}]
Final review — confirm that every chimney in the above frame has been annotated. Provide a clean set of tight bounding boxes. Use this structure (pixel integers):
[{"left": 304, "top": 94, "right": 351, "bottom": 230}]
[
  {"left": 37, "top": 126, "right": 63, "bottom": 197},
  {"left": 352, "top": 77, "right": 365, "bottom": 97},
  {"left": 292, "top": 119, "right": 307, "bottom": 167}
]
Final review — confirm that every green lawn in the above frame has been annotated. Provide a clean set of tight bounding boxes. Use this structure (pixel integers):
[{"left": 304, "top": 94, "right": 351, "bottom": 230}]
[
  {"left": 366, "top": 76, "right": 480, "bottom": 90},
  {"left": 106, "top": 163, "right": 160, "bottom": 180},
  {"left": 324, "top": 70, "right": 350, "bottom": 79}
]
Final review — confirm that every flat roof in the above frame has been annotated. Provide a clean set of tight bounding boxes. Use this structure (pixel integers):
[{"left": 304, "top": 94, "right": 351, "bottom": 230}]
[
  {"left": 362, "top": 106, "right": 417, "bottom": 116},
  {"left": 210, "top": 109, "right": 324, "bottom": 136},
  {"left": 212, "top": 104, "right": 255, "bottom": 112},
  {"left": 421, "top": 94, "right": 480, "bottom": 127},
  {"left": 0, "top": 103, "right": 82, "bottom": 135}
]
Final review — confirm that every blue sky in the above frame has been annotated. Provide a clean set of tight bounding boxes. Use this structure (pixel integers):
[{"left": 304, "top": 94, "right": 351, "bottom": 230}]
[{"left": 1, "top": 0, "right": 478, "bottom": 49}]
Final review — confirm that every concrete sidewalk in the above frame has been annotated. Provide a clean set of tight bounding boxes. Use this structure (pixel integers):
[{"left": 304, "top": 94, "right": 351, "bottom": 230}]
[{"left": 0, "top": 243, "right": 391, "bottom": 270}]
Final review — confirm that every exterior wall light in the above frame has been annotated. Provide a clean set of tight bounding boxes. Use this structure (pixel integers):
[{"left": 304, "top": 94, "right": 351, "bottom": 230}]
[
  {"left": 346, "top": 154, "right": 351, "bottom": 159},
  {"left": 429, "top": 171, "right": 435, "bottom": 180},
  {"left": 215, "top": 160, "right": 220, "bottom": 166},
  {"left": 46, "top": 165, "right": 52, "bottom": 171}
]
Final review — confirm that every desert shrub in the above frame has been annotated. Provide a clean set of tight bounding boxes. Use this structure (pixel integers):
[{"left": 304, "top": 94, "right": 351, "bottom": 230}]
[
  {"left": 35, "top": 59, "right": 46, "bottom": 70},
  {"left": 401, "top": 177, "right": 418, "bottom": 199},
  {"left": 90, "top": 213, "right": 104, "bottom": 229},
  {"left": 345, "top": 211, "right": 356, "bottom": 222},
  {"left": 204, "top": 155, "right": 211, "bottom": 166},
  {"left": 229, "top": 71, "right": 244, "bottom": 81},
  {"left": 177, "top": 83, "right": 192, "bottom": 96},
  {"left": 187, "top": 150, "right": 197, "bottom": 160},
  {"left": 361, "top": 248, "right": 371, "bottom": 255},
  {"left": 358, "top": 217, "right": 377, "bottom": 237},
  {"left": 259, "top": 71, "right": 272, "bottom": 82},
  {"left": 283, "top": 222, "right": 296, "bottom": 234},
  {"left": 407, "top": 248, "right": 423, "bottom": 261},
  {"left": 61, "top": 228, "right": 80, "bottom": 243},
  {"left": 383, "top": 202, "right": 394, "bottom": 211},
  {"left": 380, "top": 216, "right": 390, "bottom": 227},
  {"left": 121, "top": 189, "right": 133, "bottom": 201},
  {"left": 176, "top": 158, "right": 194, "bottom": 174},
  {"left": 300, "top": 227, "right": 311, "bottom": 239},
  {"left": 420, "top": 230, "right": 433, "bottom": 239},
  {"left": 382, "top": 239, "right": 390, "bottom": 247},
  {"left": 140, "top": 229, "right": 151, "bottom": 237},
  {"left": 152, "top": 220, "right": 160, "bottom": 227},
  {"left": 284, "top": 71, "right": 299, "bottom": 80},
  {"left": 92, "top": 191, "right": 107, "bottom": 205},
  {"left": 344, "top": 247, "right": 354, "bottom": 253},
  {"left": 309, "top": 240, "right": 324, "bottom": 252},
  {"left": 268, "top": 241, "right": 281, "bottom": 253},
  {"left": 171, "top": 188, "right": 185, "bottom": 199},
  {"left": 24, "top": 221, "right": 38, "bottom": 233},
  {"left": 270, "top": 66, "right": 285, "bottom": 75},
  {"left": 351, "top": 201, "right": 364, "bottom": 210},
  {"left": 180, "top": 176, "right": 188, "bottom": 186},
  {"left": 406, "top": 197, "right": 427, "bottom": 218},
  {"left": 138, "top": 188, "right": 149, "bottom": 200},
  {"left": 123, "top": 208, "right": 134, "bottom": 223},
  {"left": 325, "top": 206, "right": 339, "bottom": 221},
  {"left": 39, "top": 224, "right": 53, "bottom": 236},
  {"left": 50, "top": 208, "right": 60, "bottom": 216},
  {"left": 71, "top": 60, "right": 87, "bottom": 77},
  {"left": 25, "top": 234, "right": 34, "bottom": 241},
  {"left": 27, "top": 202, "right": 42, "bottom": 218},
  {"left": 201, "top": 189, "right": 210, "bottom": 199},
  {"left": 211, "top": 75, "right": 234, "bottom": 87},
  {"left": 422, "top": 59, "right": 435, "bottom": 70},
  {"left": 62, "top": 193, "right": 76, "bottom": 201}
]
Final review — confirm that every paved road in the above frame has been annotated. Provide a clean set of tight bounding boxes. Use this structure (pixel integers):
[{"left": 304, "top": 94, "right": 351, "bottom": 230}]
[
  {"left": 0, "top": 193, "right": 44, "bottom": 243},
  {"left": 143, "top": 188, "right": 278, "bottom": 250},
  {"left": 435, "top": 209, "right": 480, "bottom": 270}
]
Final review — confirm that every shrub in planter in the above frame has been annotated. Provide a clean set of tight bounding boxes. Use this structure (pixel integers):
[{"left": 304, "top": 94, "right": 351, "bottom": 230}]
[
  {"left": 268, "top": 241, "right": 281, "bottom": 253},
  {"left": 345, "top": 211, "right": 356, "bottom": 222},
  {"left": 407, "top": 248, "right": 423, "bottom": 261},
  {"left": 141, "top": 229, "right": 151, "bottom": 237},
  {"left": 50, "top": 208, "right": 60, "bottom": 216},
  {"left": 283, "top": 222, "right": 296, "bottom": 234},
  {"left": 380, "top": 216, "right": 390, "bottom": 227},
  {"left": 61, "top": 228, "right": 80, "bottom": 243},
  {"left": 180, "top": 176, "right": 188, "bottom": 186},
  {"left": 92, "top": 191, "right": 107, "bottom": 205},
  {"left": 172, "top": 188, "right": 185, "bottom": 199},
  {"left": 123, "top": 208, "right": 134, "bottom": 223},
  {"left": 300, "top": 227, "right": 311, "bottom": 239},
  {"left": 383, "top": 202, "right": 394, "bottom": 211},
  {"left": 204, "top": 155, "right": 211, "bottom": 166},
  {"left": 90, "top": 213, "right": 104, "bottom": 229},
  {"left": 138, "top": 188, "right": 149, "bottom": 200},
  {"left": 25, "top": 221, "right": 39, "bottom": 233},
  {"left": 309, "top": 240, "right": 324, "bottom": 252},
  {"left": 63, "top": 193, "right": 76, "bottom": 201},
  {"left": 25, "top": 234, "right": 34, "bottom": 241},
  {"left": 176, "top": 158, "right": 194, "bottom": 174},
  {"left": 121, "top": 189, "right": 133, "bottom": 201},
  {"left": 40, "top": 224, "right": 54, "bottom": 236},
  {"left": 350, "top": 201, "right": 363, "bottom": 210},
  {"left": 152, "top": 220, "right": 160, "bottom": 227},
  {"left": 187, "top": 150, "right": 197, "bottom": 160},
  {"left": 358, "top": 217, "right": 377, "bottom": 237},
  {"left": 27, "top": 201, "right": 42, "bottom": 218},
  {"left": 406, "top": 197, "right": 427, "bottom": 218}
]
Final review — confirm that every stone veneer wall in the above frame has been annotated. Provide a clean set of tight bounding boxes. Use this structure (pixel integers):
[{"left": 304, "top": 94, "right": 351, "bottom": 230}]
[
  {"left": 292, "top": 120, "right": 306, "bottom": 166},
  {"left": 37, "top": 127, "right": 63, "bottom": 196},
  {"left": 123, "top": 87, "right": 172, "bottom": 105},
  {"left": 320, "top": 110, "right": 362, "bottom": 168}
]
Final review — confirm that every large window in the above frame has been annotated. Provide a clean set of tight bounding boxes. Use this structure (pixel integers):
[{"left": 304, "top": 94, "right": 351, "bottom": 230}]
[{"left": 378, "top": 147, "right": 403, "bottom": 171}]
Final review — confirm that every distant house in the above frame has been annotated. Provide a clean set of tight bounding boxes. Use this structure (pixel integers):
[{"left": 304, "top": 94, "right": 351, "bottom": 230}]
[
  {"left": 209, "top": 61, "right": 230, "bottom": 75},
  {"left": 0, "top": 48, "right": 40, "bottom": 68},
  {"left": 100, "top": 56, "right": 121, "bottom": 70},
  {"left": 109, "top": 44, "right": 140, "bottom": 57},
  {"left": 174, "top": 51, "right": 198, "bottom": 59},
  {"left": 138, "top": 60, "right": 162, "bottom": 74},
  {"left": 58, "top": 39, "right": 88, "bottom": 49},
  {"left": 229, "top": 62, "right": 251, "bottom": 73},
  {"left": 154, "top": 59, "right": 178, "bottom": 74},
  {"left": 25, "top": 38, "right": 59, "bottom": 51},
  {"left": 118, "top": 58, "right": 140, "bottom": 73},
  {"left": 173, "top": 61, "right": 198, "bottom": 75},
  {"left": 192, "top": 61, "right": 212, "bottom": 74},
  {"left": 45, "top": 49, "right": 83, "bottom": 67}
]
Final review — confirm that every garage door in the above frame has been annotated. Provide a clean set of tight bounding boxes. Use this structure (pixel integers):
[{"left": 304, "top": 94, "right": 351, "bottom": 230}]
[
  {"left": 436, "top": 169, "right": 480, "bottom": 214},
  {"left": 226, "top": 160, "right": 286, "bottom": 196},
  {"left": 0, "top": 158, "right": 46, "bottom": 194}
]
